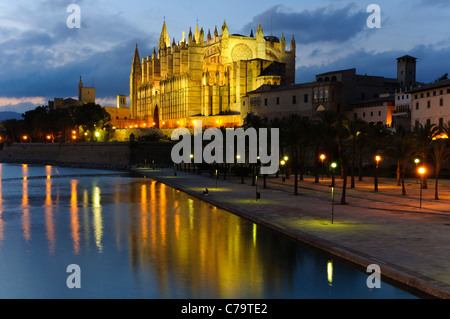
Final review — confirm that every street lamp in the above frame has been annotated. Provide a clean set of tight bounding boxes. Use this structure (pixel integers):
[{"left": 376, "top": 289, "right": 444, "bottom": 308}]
[
  {"left": 320, "top": 154, "right": 326, "bottom": 181},
  {"left": 374, "top": 155, "right": 381, "bottom": 192},
  {"left": 414, "top": 158, "right": 420, "bottom": 184},
  {"left": 419, "top": 167, "right": 426, "bottom": 209},
  {"left": 190, "top": 154, "right": 194, "bottom": 173},
  {"left": 331, "top": 162, "right": 337, "bottom": 224},
  {"left": 331, "top": 162, "right": 337, "bottom": 187},
  {"left": 281, "top": 160, "right": 286, "bottom": 183},
  {"left": 283, "top": 156, "right": 289, "bottom": 179},
  {"left": 237, "top": 155, "right": 244, "bottom": 184}
]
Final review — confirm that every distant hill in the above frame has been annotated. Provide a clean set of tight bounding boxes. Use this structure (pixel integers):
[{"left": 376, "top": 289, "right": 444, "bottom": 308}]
[{"left": 0, "top": 112, "right": 22, "bottom": 122}]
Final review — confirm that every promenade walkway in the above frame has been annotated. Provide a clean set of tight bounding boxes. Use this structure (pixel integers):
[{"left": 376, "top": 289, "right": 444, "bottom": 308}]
[{"left": 131, "top": 166, "right": 450, "bottom": 299}]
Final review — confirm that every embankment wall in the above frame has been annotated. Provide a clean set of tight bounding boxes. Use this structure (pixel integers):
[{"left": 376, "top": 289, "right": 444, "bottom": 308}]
[{"left": 0, "top": 142, "right": 175, "bottom": 169}]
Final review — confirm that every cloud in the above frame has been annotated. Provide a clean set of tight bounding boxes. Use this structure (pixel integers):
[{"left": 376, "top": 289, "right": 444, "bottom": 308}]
[
  {"left": 295, "top": 43, "right": 450, "bottom": 85},
  {"left": 242, "top": 3, "right": 367, "bottom": 44}
]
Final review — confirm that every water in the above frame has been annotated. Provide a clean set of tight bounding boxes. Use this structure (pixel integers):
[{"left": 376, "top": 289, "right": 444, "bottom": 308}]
[{"left": 0, "top": 163, "right": 419, "bottom": 299}]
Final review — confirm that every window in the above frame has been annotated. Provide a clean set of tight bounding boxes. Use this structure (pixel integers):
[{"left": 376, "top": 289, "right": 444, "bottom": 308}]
[
  {"left": 370, "top": 112, "right": 373, "bottom": 117},
  {"left": 378, "top": 111, "right": 381, "bottom": 116},
  {"left": 433, "top": 91, "right": 437, "bottom": 96},
  {"left": 363, "top": 112, "right": 366, "bottom": 118},
  {"left": 440, "top": 90, "right": 444, "bottom": 95},
  {"left": 415, "top": 95, "right": 418, "bottom": 99},
  {"left": 276, "top": 97, "right": 280, "bottom": 105},
  {"left": 439, "top": 118, "right": 444, "bottom": 130},
  {"left": 416, "top": 102, "right": 419, "bottom": 110},
  {"left": 264, "top": 98, "right": 268, "bottom": 106},
  {"left": 427, "top": 119, "right": 431, "bottom": 126},
  {"left": 304, "top": 94, "right": 308, "bottom": 103},
  {"left": 447, "top": 89, "right": 450, "bottom": 94},
  {"left": 440, "top": 98, "right": 444, "bottom": 107},
  {"left": 427, "top": 101, "right": 431, "bottom": 108},
  {"left": 292, "top": 95, "right": 297, "bottom": 104},
  {"left": 420, "top": 93, "right": 424, "bottom": 98},
  {"left": 427, "top": 92, "right": 430, "bottom": 97}
]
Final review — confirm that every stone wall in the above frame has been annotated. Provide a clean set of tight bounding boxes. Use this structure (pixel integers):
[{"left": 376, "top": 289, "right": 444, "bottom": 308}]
[{"left": 0, "top": 141, "right": 175, "bottom": 170}]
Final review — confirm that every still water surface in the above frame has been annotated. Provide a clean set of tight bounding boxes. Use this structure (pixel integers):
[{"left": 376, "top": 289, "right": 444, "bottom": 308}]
[{"left": 0, "top": 163, "right": 419, "bottom": 299}]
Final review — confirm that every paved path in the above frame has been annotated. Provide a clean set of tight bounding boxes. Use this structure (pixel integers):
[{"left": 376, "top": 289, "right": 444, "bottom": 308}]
[{"left": 131, "top": 166, "right": 450, "bottom": 299}]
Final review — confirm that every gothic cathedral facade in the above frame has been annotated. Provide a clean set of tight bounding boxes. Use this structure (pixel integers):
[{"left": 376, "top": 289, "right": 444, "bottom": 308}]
[{"left": 130, "top": 20, "right": 296, "bottom": 129}]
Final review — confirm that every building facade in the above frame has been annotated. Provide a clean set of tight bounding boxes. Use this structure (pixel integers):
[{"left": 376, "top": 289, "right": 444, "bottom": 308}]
[
  {"left": 130, "top": 21, "right": 296, "bottom": 128},
  {"left": 410, "top": 79, "right": 450, "bottom": 132},
  {"left": 244, "top": 56, "right": 416, "bottom": 123}
]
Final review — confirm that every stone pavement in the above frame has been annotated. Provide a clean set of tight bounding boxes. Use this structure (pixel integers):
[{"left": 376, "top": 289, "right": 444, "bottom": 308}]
[{"left": 131, "top": 166, "right": 450, "bottom": 299}]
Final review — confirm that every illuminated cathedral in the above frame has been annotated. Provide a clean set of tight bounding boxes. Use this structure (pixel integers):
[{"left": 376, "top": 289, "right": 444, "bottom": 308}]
[{"left": 130, "top": 20, "right": 296, "bottom": 129}]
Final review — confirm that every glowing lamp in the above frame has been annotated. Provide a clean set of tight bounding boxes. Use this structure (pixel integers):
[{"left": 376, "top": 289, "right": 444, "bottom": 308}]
[
  {"left": 331, "top": 162, "right": 337, "bottom": 169},
  {"left": 419, "top": 167, "right": 426, "bottom": 175}
]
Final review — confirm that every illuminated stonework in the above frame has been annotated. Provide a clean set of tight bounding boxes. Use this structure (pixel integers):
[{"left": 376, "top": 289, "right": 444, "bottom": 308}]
[{"left": 130, "top": 20, "right": 296, "bottom": 129}]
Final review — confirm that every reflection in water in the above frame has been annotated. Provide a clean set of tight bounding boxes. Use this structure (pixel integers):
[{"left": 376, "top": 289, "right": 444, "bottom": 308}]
[
  {"left": 0, "top": 164, "right": 3, "bottom": 246},
  {"left": 45, "top": 167, "right": 55, "bottom": 255},
  {"left": 126, "top": 180, "right": 299, "bottom": 299},
  {"left": 71, "top": 180, "right": 80, "bottom": 255},
  {"left": 327, "top": 260, "right": 334, "bottom": 287},
  {"left": 22, "top": 164, "right": 31, "bottom": 244},
  {"left": 92, "top": 184, "right": 103, "bottom": 253},
  {"left": 0, "top": 164, "right": 418, "bottom": 299}
]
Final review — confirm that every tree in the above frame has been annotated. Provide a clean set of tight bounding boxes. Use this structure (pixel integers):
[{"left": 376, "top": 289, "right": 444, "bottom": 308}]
[
  {"left": 430, "top": 139, "right": 450, "bottom": 200},
  {"left": 282, "top": 114, "right": 303, "bottom": 195},
  {"left": 310, "top": 120, "right": 326, "bottom": 183},
  {"left": 386, "top": 132, "right": 415, "bottom": 195},
  {"left": 74, "top": 103, "right": 111, "bottom": 141},
  {"left": 22, "top": 106, "right": 49, "bottom": 142},
  {"left": 344, "top": 117, "right": 368, "bottom": 188},
  {"left": 243, "top": 113, "right": 268, "bottom": 186},
  {"left": 413, "top": 122, "right": 439, "bottom": 189}
]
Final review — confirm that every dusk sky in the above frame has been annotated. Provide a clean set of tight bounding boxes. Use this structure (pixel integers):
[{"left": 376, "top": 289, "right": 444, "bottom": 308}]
[{"left": 1, "top": 0, "right": 449, "bottom": 113}]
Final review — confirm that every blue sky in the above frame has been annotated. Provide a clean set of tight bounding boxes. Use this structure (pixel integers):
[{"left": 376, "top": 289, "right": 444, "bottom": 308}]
[{"left": 0, "top": 0, "right": 449, "bottom": 113}]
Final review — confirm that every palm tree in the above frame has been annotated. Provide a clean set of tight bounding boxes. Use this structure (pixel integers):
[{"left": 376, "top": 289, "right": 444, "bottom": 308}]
[
  {"left": 282, "top": 114, "right": 305, "bottom": 195},
  {"left": 344, "top": 117, "right": 368, "bottom": 188},
  {"left": 387, "top": 133, "right": 415, "bottom": 195},
  {"left": 413, "top": 122, "right": 440, "bottom": 189},
  {"left": 316, "top": 110, "right": 342, "bottom": 179},
  {"left": 430, "top": 139, "right": 450, "bottom": 200},
  {"left": 310, "top": 120, "right": 326, "bottom": 183}
]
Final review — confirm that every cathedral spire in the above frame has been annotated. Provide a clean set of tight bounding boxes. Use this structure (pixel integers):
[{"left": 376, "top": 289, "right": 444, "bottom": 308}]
[
  {"left": 194, "top": 23, "right": 200, "bottom": 43},
  {"left": 290, "top": 34, "right": 296, "bottom": 52},
  {"left": 221, "top": 19, "right": 229, "bottom": 37},
  {"left": 132, "top": 44, "right": 141, "bottom": 71},
  {"left": 159, "top": 21, "right": 170, "bottom": 50}
]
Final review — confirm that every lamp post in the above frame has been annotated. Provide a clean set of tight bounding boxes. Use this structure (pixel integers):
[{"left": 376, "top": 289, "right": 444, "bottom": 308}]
[
  {"left": 414, "top": 158, "right": 420, "bottom": 184},
  {"left": 284, "top": 156, "right": 289, "bottom": 180},
  {"left": 331, "top": 162, "right": 337, "bottom": 187},
  {"left": 374, "top": 155, "right": 381, "bottom": 192},
  {"left": 419, "top": 167, "right": 425, "bottom": 209},
  {"left": 237, "top": 155, "right": 244, "bottom": 184},
  {"left": 331, "top": 162, "right": 337, "bottom": 224},
  {"left": 190, "top": 154, "right": 194, "bottom": 173},
  {"left": 281, "top": 160, "right": 286, "bottom": 183},
  {"left": 320, "top": 154, "right": 326, "bottom": 181}
]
